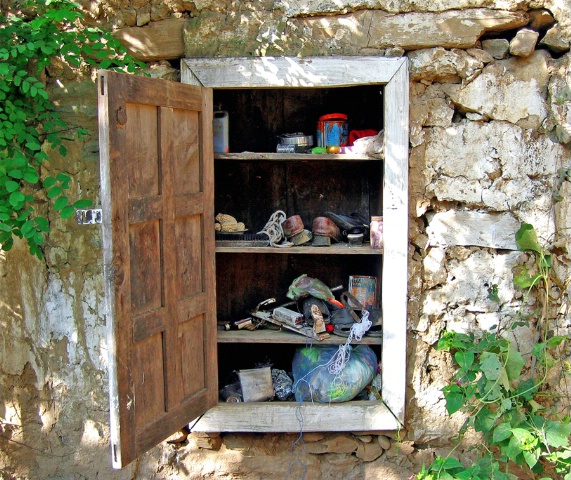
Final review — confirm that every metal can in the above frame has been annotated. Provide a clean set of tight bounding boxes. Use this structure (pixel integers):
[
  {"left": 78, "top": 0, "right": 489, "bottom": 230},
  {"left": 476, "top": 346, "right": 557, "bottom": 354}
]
[
  {"left": 349, "top": 275, "right": 377, "bottom": 310},
  {"left": 316, "top": 113, "right": 349, "bottom": 148}
]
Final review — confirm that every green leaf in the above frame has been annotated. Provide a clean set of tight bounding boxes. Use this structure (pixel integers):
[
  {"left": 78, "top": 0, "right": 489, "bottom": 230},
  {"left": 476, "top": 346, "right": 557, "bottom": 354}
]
[
  {"left": 504, "top": 343, "right": 525, "bottom": 381},
  {"left": 480, "top": 352, "right": 502, "bottom": 381},
  {"left": 492, "top": 422, "right": 513, "bottom": 443},
  {"left": 444, "top": 391, "right": 465, "bottom": 415},
  {"left": 43, "top": 177, "right": 56, "bottom": 188},
  {"left": 515, "top": 223, "right": 542, "bottom": 253},
  {"left": 455, "top": 350, "right": 475, "bottom": 370},
  {"left": 9, "top": 191, "right": 25, "bottom": 206},
  {"left": 5, "top": 180, "right": 20, "bottom": 192},
  {"left": 544, "top": 420, "right": 571, "bottom": 448},
  {"left": 523, "top": 449, "right": 539, "bottom": 469},
  {"left": 47, "top": 186, "right": 62, "bottom": 199},
  {"left": 73, "top": 199, "right": 92, "bottom": 209},
  {"left": 0, "top": 222, "right": 11, "bottom": 232},
  {"left": 54, "top": 195, "right": 68, "bottom": 211},
  {"left": 23, "top": 170, "right": 39, "bottom": 184},
  {"left": 475, "top": 407, "right": 496, "bottom": 434},
  {"left": 546, "top": 335, "right": 567, "bottom": 349},
  {"left": 60, "top": 205, "right": 75, "bottom": 218}
]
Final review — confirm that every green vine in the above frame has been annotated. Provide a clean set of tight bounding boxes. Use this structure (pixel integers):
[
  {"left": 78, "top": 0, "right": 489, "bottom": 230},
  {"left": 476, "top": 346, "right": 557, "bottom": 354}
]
[
  {"left": 0, "top": 0, "right": 144, "bottom": 258},
  {"left": 415, "top": 223, "right": 571, "bottom": 480}
]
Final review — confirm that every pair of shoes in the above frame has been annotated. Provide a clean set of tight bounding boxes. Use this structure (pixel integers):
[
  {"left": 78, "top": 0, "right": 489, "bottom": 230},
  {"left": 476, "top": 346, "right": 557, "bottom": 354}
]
[
  {"left": 330, "top": 292, "right": 382, "bottom": 337},
  {"left": 324, "top": 212, "right": 370, "bottom": 241},
  {"left": 311, "top": 216, "right": 341, "bottom": 247}
]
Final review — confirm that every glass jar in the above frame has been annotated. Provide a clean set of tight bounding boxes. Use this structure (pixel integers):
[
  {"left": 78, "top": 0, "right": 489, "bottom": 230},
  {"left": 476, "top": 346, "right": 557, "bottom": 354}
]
[{"left": 370, "top": 216, "right": 383, "bottom": 249}]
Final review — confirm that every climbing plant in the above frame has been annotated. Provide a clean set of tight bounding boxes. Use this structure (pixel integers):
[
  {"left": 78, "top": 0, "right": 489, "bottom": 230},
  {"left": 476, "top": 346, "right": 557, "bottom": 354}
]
[
  {"left": 415, "top": 223, "right": 571, "bottom": 480},
  {"left": 0, "top": 0, "right": 144, "bottom": 258}
]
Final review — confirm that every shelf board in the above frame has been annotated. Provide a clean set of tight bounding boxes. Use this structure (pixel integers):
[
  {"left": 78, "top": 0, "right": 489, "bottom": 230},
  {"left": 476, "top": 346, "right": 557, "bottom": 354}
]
[
  {"left": 214, "top": 152, "right": 382, "bottom": 161},
  {"left": 215, "top": 243, "right": 382, "bottom": 254},
  {"left": 218, "top": 328, "right": 382, "bottom": 345},
  {"left": 190, "top": 400, "right": 401, "bottom": 433}
]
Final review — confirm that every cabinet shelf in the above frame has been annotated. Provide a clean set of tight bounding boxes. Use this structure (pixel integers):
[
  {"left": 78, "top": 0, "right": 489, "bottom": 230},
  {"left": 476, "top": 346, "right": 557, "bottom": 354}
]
[
  {"left": 215, "top": 152, "right": 382, "bottom": 161},
  {"left": 215, "top": 244, "right": 382, "bottom": 254},
  {"left": 218, "top": 328, "right": 382, "bottom": 345}
]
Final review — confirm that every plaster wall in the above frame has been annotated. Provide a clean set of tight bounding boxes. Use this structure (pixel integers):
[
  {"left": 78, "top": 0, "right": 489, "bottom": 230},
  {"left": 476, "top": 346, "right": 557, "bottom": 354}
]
[{"left": 1, "top": 1, "right": 570, "bottom": 479}]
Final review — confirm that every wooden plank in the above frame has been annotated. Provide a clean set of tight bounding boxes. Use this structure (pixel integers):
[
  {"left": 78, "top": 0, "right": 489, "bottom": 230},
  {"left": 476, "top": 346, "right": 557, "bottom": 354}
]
[
  {"left": 183, "top": 56, "right": 406, "bottom": 88},
  {"left": 99, "top": 71, "right": 218, "bottom": 469},
  {"left": 215, "top": 244, "right": 382, "bottom": 254},
  {"left": 381, "top": 59, "right": 409, "bottom": 424},
  {"left": 217, "top": 329, "right": 382, "bottom": 345},
  {"left": 215, "top": 153, "right": 380, "bottom": 161},
  {"left": 191, "top": 401, "right": 401, "bottom": 432}
]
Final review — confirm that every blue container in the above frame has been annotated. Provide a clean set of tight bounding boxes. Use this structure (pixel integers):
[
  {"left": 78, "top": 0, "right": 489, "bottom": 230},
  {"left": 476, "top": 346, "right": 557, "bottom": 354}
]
[{"left": 316, "top": 113, "right": 349, "bottom": 148}]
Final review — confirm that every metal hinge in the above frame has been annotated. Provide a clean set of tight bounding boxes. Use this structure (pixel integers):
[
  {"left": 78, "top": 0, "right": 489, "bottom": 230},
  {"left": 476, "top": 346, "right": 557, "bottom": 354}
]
[{"left": 75, "top": 209, "right": 102, "bottom": 225}]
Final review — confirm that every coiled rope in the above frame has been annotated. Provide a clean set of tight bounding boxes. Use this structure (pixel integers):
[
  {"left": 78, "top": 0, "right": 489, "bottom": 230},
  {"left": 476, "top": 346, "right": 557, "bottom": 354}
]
[{"left": 257, "top": 210, "right": 293, "bottom": 248}]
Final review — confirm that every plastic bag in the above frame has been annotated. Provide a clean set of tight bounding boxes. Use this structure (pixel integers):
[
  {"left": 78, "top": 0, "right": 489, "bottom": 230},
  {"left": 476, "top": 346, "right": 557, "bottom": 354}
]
[{"left": 292, "top": 345, "right": 378, "bottom": 403}]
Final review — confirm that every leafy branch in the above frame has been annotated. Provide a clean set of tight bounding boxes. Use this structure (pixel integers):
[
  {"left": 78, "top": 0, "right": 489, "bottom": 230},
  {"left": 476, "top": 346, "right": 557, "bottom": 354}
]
[
  {"left": 415, "top": 224, "right": 571, "bottom": 480},
  {"left": 0, "top": 0, "right": 145, "bottom": 258}
]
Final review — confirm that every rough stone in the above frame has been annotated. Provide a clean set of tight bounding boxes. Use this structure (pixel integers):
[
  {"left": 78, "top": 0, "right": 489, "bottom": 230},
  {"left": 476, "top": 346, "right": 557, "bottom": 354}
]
[
  {"left": 423, "top": 120, "right": 567, "bottom": 222},
  {"left": 183, "top": 9, "right": 528, "bottom": 57},
  {"left": 482, "top": 38, "right": 510, "bottom": 59},
  {"left": 136, "top": 3, "right": 151, "bottom": 26},
  {"left": 320, "top": 434, "right": 360, "bottom": 454},
  {"left": 409, "top": 47, "right": 484, "bottom": 83},
  {"left": 312, "top": 9, "right": 529, "bottom": 51},
  {"left": 423, "top": 246, "right": 447, "bottom": 289},
  {"left": 509, "top": 28, "right": 539, "bottom": 57},
  {"left": 377, "top": 435, "right": 392, "bottom": 450},
  {"left": 466, "top": 47, "right": 493, "bottom": 64},
  {"left": 541, "top": 23, "right": 571, "bottom": 53},
  {"left": 446, "top": 50, "right": 550, "bottom": 129},
  {"left": 426, "top": 211, "right": 520, "bottom": 249},
  {"left": 355, "top": 441, "right": 384, "bottom": 461},
  {"left": 528, "top": 9, "right": 555, "bottom": 31},
  {"left": 547, "top": 54, "right": 571, "bottom": 144},
  {"left": 115, "top": 18, "right": 188, "bottom": 61}
]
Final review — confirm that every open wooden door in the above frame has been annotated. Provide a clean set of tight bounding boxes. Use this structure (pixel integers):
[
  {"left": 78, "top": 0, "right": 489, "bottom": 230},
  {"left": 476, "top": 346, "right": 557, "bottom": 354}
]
[{"left": 97, "top": 70, "right": 217, "bottom": 468}]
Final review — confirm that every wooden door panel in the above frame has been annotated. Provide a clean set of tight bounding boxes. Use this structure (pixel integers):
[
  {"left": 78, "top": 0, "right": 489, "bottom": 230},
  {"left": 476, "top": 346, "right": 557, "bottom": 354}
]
[{"left": 98, "top": 70, "right": 217, "bottom": 469}]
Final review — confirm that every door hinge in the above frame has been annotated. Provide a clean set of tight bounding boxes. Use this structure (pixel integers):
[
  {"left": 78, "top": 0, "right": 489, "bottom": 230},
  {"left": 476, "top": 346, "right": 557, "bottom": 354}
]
[{"left": 75, "top": 209, "right": 103, "bottom": 225}]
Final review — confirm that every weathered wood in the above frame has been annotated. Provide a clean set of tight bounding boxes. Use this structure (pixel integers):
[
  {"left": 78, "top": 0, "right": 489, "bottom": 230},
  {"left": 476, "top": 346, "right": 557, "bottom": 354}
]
[
  {"left": 182, "top": 56, "right": 409, "bottom": 433},
  {"left": 217, "top": 329, "right": 382, "bottom": 345},
  {"left": 215, "top": 153, "right": 379, "bottom": 161},
  {"left": 215, "top": 244, "right": 382, "bottom": 254},
  {"left": 98, "top": 71, "right": 217, "bottom": 468},
  {"left": 191, "top": 401, "right": 401, "bottom": 432},
  {"left": 182, "top": 56, "right": 406, "bottom": 88},
  {"left": 381, "top": 59, "right": 409, "bottom": 424},
  {"left": 114, "top": 18, "right": 187, "bottom": 62}
]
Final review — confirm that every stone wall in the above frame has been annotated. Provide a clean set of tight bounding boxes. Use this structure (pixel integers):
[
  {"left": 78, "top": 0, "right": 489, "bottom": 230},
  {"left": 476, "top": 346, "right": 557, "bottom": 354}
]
[{"left": 1, "top": 1, "right": 570, "bottom": 479}]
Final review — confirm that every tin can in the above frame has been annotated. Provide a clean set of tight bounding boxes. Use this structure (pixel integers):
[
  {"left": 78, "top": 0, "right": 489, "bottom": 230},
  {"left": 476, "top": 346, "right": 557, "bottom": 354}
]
[
  {"left": 316, "top": 113, "right": 349, "bottom": 148},
  {"left": 349, "top": 275, "right": 377, "bottom": 310}
]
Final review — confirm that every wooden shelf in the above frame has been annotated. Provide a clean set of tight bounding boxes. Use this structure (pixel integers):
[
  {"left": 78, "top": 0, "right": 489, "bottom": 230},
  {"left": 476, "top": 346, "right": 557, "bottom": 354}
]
[
  {"left": 215, "top": 152, "right": 383, "bottom": 161},
  {"left": 218, "top": 328, "right": 382, "bottom": 345},
  {"left": 190, "top": 401, "right": 401, "bottom": 433},
  {"left": 215, "top": 243, "right": 382, "bottom": 254}
]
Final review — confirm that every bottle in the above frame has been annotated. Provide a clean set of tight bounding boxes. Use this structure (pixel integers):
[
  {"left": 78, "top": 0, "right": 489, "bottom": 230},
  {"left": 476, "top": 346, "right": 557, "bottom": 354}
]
[{"left": 370, "top": 216, "right": 383, "bottom": 249}]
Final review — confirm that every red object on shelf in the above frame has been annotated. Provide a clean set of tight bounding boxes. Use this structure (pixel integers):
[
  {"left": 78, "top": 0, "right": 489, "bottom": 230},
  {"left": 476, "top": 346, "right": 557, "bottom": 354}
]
[{"left": 348, "top": 129, "right": 378, "bottom": 146}]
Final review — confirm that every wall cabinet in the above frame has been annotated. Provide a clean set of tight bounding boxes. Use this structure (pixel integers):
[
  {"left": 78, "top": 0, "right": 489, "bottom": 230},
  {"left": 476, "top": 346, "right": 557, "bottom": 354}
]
[
  {"left": 98, "top": 56, "right": 408, "bottom": 468},
  {"left": 181, "top": 57, "right": 409, "bottom": 433}
]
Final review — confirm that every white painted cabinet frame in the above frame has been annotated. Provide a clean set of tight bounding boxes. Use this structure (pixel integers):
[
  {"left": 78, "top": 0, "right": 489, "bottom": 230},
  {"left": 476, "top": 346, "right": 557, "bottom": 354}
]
[{"left": 182, "top": 56, "right": 409, "bottom": 432}]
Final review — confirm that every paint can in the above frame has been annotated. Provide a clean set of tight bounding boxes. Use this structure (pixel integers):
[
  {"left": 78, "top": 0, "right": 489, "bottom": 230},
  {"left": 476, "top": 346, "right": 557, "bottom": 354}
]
[
  {"left": 316, "top": 113, "right": 349, "bottom": 148},
  {"left": 348, "top": 275, "right": 377, "bottom": 310}
]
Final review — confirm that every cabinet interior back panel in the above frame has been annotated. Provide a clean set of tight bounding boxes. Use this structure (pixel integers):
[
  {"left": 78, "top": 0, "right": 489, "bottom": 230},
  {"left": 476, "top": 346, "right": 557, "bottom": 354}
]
[
  {"left": 215, "top": 161, "right": 382, "bottom": 232},
  {"left": 213, "top": 86, "right": 384, "bottom": 153},
  {"left": 215, "top": 253, "right": 382, "bottom": 323}
]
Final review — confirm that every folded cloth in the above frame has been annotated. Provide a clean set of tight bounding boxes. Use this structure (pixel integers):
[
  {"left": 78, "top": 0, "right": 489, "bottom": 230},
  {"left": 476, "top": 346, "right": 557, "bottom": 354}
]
[{"left": 348, "top": 129, "right": 378, "bottom": 146}]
